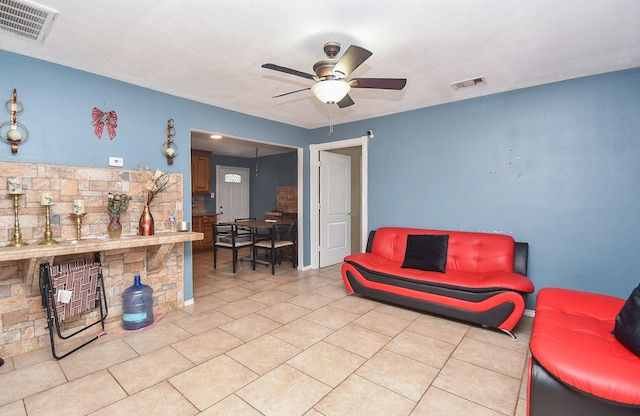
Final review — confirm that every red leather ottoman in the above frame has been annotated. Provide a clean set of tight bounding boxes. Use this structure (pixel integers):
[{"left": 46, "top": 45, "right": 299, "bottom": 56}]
[{"left": 528, "top": 288, "right": 640, "bottom": 415}]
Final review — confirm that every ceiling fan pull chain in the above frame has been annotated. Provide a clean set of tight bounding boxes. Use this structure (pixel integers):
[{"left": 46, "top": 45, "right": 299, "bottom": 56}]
[{"left": 329, "top": 103, "right": 334, "bottom": 136}]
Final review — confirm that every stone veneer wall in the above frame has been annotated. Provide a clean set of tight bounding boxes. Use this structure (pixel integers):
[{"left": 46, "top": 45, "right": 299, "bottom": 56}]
[
  {"left": 277, "top": 186, "right": 297, "bottom": 213},
  {"left": 0, "top": 162, "right": 185, "bottom": 357}
]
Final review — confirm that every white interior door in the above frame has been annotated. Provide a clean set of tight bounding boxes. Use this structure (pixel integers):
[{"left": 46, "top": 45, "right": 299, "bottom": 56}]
[
  {"left": 319, "top": 151, "right": 351, "bottom": 267},
  {"left": 216, "top": 166, "right": 250, "bottom": 223}
]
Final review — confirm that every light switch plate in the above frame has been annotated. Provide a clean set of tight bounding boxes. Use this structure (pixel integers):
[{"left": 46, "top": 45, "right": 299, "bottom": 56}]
[
  {"left": 108, "top": 156, "right": 123, "bottom": 167},
  {"left": 210, "top": 193, "right": 215, "bottom": 198}
]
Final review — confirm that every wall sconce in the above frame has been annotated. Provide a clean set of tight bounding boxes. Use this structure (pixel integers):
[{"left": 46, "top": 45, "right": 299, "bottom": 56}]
[
  {"left": 162, "top": 118, "right": 178, "bottom": 165},
  {"left": 0, "top": 89, "right": 30, "bottom": 154}
]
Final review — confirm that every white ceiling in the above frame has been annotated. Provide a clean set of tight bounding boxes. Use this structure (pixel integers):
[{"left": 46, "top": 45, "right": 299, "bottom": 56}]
[{"left": 1, "top": 0, "right": 639, "bottom": 152}]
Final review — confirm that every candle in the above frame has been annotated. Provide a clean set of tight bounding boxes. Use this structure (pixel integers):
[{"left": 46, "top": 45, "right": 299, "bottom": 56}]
[
  {"left": 7, "top": 128, "right": 22, "bottom": 141},
  {"left": 7, "top": 177, "right": 22, "bottom": 194},
  {"left": 41, "top": 192, "right": 54, "bottom": 206},
  {"left": 73, "top": 199, "right": 85, "bottom": 214}
]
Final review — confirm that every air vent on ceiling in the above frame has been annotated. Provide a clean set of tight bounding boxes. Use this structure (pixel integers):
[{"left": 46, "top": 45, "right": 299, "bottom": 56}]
[
  {"left": 451, "top": 76, "right": 486, "bottom": 90},
  {"left": 0, "top": 0, "right": 58, "bottom": 43}
]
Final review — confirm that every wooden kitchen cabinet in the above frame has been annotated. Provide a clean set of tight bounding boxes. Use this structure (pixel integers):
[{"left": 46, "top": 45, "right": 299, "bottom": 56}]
[
  {"left": 192, "top": 214, "right": 216, "bottom": 250},
  {"left": 191, "top": 150, "right": 211, "bottom": 194}
]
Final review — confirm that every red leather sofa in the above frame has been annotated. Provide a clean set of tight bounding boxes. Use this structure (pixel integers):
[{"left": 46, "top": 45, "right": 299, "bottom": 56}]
[
  {"left": 341, "top": 227, "right": 534, "bottom": 337},
  {"left": 528, "top": 288, "right": 640, "bottom": 415}
]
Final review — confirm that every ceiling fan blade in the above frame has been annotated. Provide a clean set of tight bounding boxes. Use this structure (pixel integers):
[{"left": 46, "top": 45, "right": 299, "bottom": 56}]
[
  {"left": 333, "top": 45, "right": 372, "bottom": 77},
  {"left": 261, "top": 63, "right": 315, "bottom": 80},
  {"left": 272, "top": 87, "right": 310, "bottom": 98},
  {"left": 337, "top": 94, "right": 355, "bottom": 108},
  {"left": 350, "top": 78, "right": 407, "bottom": 90}
]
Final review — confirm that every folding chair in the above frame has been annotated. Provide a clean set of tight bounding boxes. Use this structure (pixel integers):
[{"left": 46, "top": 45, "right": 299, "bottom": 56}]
[{"left": 39, "top": 254, "right": 108, "bottom": 359}]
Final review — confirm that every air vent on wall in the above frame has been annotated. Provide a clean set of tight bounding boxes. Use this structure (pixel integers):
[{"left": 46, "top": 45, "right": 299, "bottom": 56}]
[
  {"left": 451, "top": 76, "right": 487, "bottom": 90},
  {"left": 0, "top": 0, "right": 58, "bottom": 43}
]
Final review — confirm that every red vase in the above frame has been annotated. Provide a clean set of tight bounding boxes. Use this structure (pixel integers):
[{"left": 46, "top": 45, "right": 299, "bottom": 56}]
[{"left": 139, "top": 205, "right": 154, "bottom": 236}]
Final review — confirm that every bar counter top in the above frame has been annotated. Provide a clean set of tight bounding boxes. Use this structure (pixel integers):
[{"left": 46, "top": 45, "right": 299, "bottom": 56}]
[{"left": 0, "top": 231, "right": 203, "bottom": 262}]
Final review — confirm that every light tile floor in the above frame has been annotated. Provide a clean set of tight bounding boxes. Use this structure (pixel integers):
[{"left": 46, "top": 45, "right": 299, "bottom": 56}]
[{"left": 0, "top": 249, "right": 532, "bottom": 415}]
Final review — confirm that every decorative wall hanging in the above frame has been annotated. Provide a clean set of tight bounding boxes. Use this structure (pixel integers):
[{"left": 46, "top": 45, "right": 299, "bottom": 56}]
[
  {"left": 91, "top": 107, "right": 118, "bottom": 140},
  {"left": 0, "top": 89, "right": 30, "bottom": 153},
  {"left": 162, "top": 119, "right": 178, "bottom": 165}
]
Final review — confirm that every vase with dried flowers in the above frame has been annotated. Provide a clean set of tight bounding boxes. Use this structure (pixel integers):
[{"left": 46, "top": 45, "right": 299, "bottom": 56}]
[
  {"left": 139, "top": 169, "right": 171, "bottom": 236},
  {"left": 107, "top": 192, "right": 132, "bottom": 238}
]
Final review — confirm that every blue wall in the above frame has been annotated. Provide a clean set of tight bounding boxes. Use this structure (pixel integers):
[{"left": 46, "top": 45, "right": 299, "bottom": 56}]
[
  {"left": 250, "top": 152, "right": 298, "bottom": 217},
  {"left": 3, "top": 49, "right": 639, "bottom": 310},
  {"left": 0, "top": 50, "right": 308, "bottom": 302},
  {"left": 309, "top": 68, "right": 640, "bottom": 308}
]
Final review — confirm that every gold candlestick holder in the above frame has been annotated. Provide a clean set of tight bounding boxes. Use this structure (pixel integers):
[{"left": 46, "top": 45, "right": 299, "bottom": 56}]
[
  {"left": 38, "top": 205, "right": 58, "bottom": 245},
  {"left": 7, "top": 192, "right": 27, "bottom": 247},
  {"left": 70, "top": 213, "right": 87, "bottom": 241}
]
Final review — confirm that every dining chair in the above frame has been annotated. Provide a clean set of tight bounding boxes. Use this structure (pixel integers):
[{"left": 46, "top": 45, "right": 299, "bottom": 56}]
[
  {"left": 234, "top": 217, "right": 268, "bottom": 266},
  {"left": 254, "top": 222, "right": 297, "bottom": 274},
  {"left": 235, "top": 217, "right": 271, "bottom": 243},
  {"left": 234, "top": 217, "right": 256, "bottom": 240},
  {"left": 213, "top": 223, "right": 253, "bottom": 273}
]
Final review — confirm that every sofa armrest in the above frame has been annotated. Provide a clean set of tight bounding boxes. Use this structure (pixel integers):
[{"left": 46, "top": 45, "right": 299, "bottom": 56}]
[
  {"left": 365, "top": 230, "right": 376, "bottom": 253},
  {"left": 514, "top": 242, "right": 528, "bottom": 276}
]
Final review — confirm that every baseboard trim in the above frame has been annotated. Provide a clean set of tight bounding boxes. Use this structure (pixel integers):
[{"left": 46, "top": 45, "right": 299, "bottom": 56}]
[{"left": 524, "top": 308, "right": 535, "bottom": 317}]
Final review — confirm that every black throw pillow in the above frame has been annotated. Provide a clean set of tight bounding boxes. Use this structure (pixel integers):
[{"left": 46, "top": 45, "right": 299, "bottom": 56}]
[
  {"left": 401, "top": 234, "right": 449, "bottom": 273},
  {"left": 613, "top": 283, "right": 640, "bottom": 357}
]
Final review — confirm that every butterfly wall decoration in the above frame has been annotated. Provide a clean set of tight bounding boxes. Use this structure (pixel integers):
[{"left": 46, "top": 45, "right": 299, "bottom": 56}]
[{"left": 92, "top": 107, "right": 118, "bottom": 140}]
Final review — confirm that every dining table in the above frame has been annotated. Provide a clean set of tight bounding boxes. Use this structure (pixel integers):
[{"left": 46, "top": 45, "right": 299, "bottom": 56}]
[
  {"left": 218, "top": 218, "right": 296, "bottom": 230},
  {"left": 217, "top": 218, "right": 297, "bottom": 267}
]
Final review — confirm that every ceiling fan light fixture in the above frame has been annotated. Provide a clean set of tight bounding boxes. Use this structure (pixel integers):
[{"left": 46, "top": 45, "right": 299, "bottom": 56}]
[{"left": 311, "top": 80, "right": 351, "bottom": 104}]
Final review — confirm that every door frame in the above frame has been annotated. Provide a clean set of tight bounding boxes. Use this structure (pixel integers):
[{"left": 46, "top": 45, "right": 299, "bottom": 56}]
[{"left": 310, "top": 135, "right": 369, "bottom": 269}]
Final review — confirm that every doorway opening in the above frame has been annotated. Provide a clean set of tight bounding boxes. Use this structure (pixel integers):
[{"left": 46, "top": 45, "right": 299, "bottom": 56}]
[
  {"left": 190, "top": 129, "right": 303, "bottom": 268},
  {"left": 310, "top": 135, "right": 369, "bottom": 269}
]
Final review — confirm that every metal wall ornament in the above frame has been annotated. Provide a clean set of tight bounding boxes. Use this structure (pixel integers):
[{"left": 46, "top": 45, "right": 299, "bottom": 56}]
[
  {"left": 162, "top": 119, "right": 178, "bottom": 165},
  {"left": 91, "top": 107, "right": 118, "bottom": 140},
  {"left": 0, "top": 89, "right": 30, "bottom": 154}
]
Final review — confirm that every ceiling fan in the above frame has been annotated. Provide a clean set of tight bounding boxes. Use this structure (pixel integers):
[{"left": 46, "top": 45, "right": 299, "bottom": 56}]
[{"left": 262, "top": 41, "right": 407, "bottom": 108}]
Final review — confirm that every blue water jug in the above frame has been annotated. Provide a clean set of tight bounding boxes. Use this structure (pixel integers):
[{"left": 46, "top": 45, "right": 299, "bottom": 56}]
[{"left": 121, "top": 275, "right": 154, "bottom": 330}]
